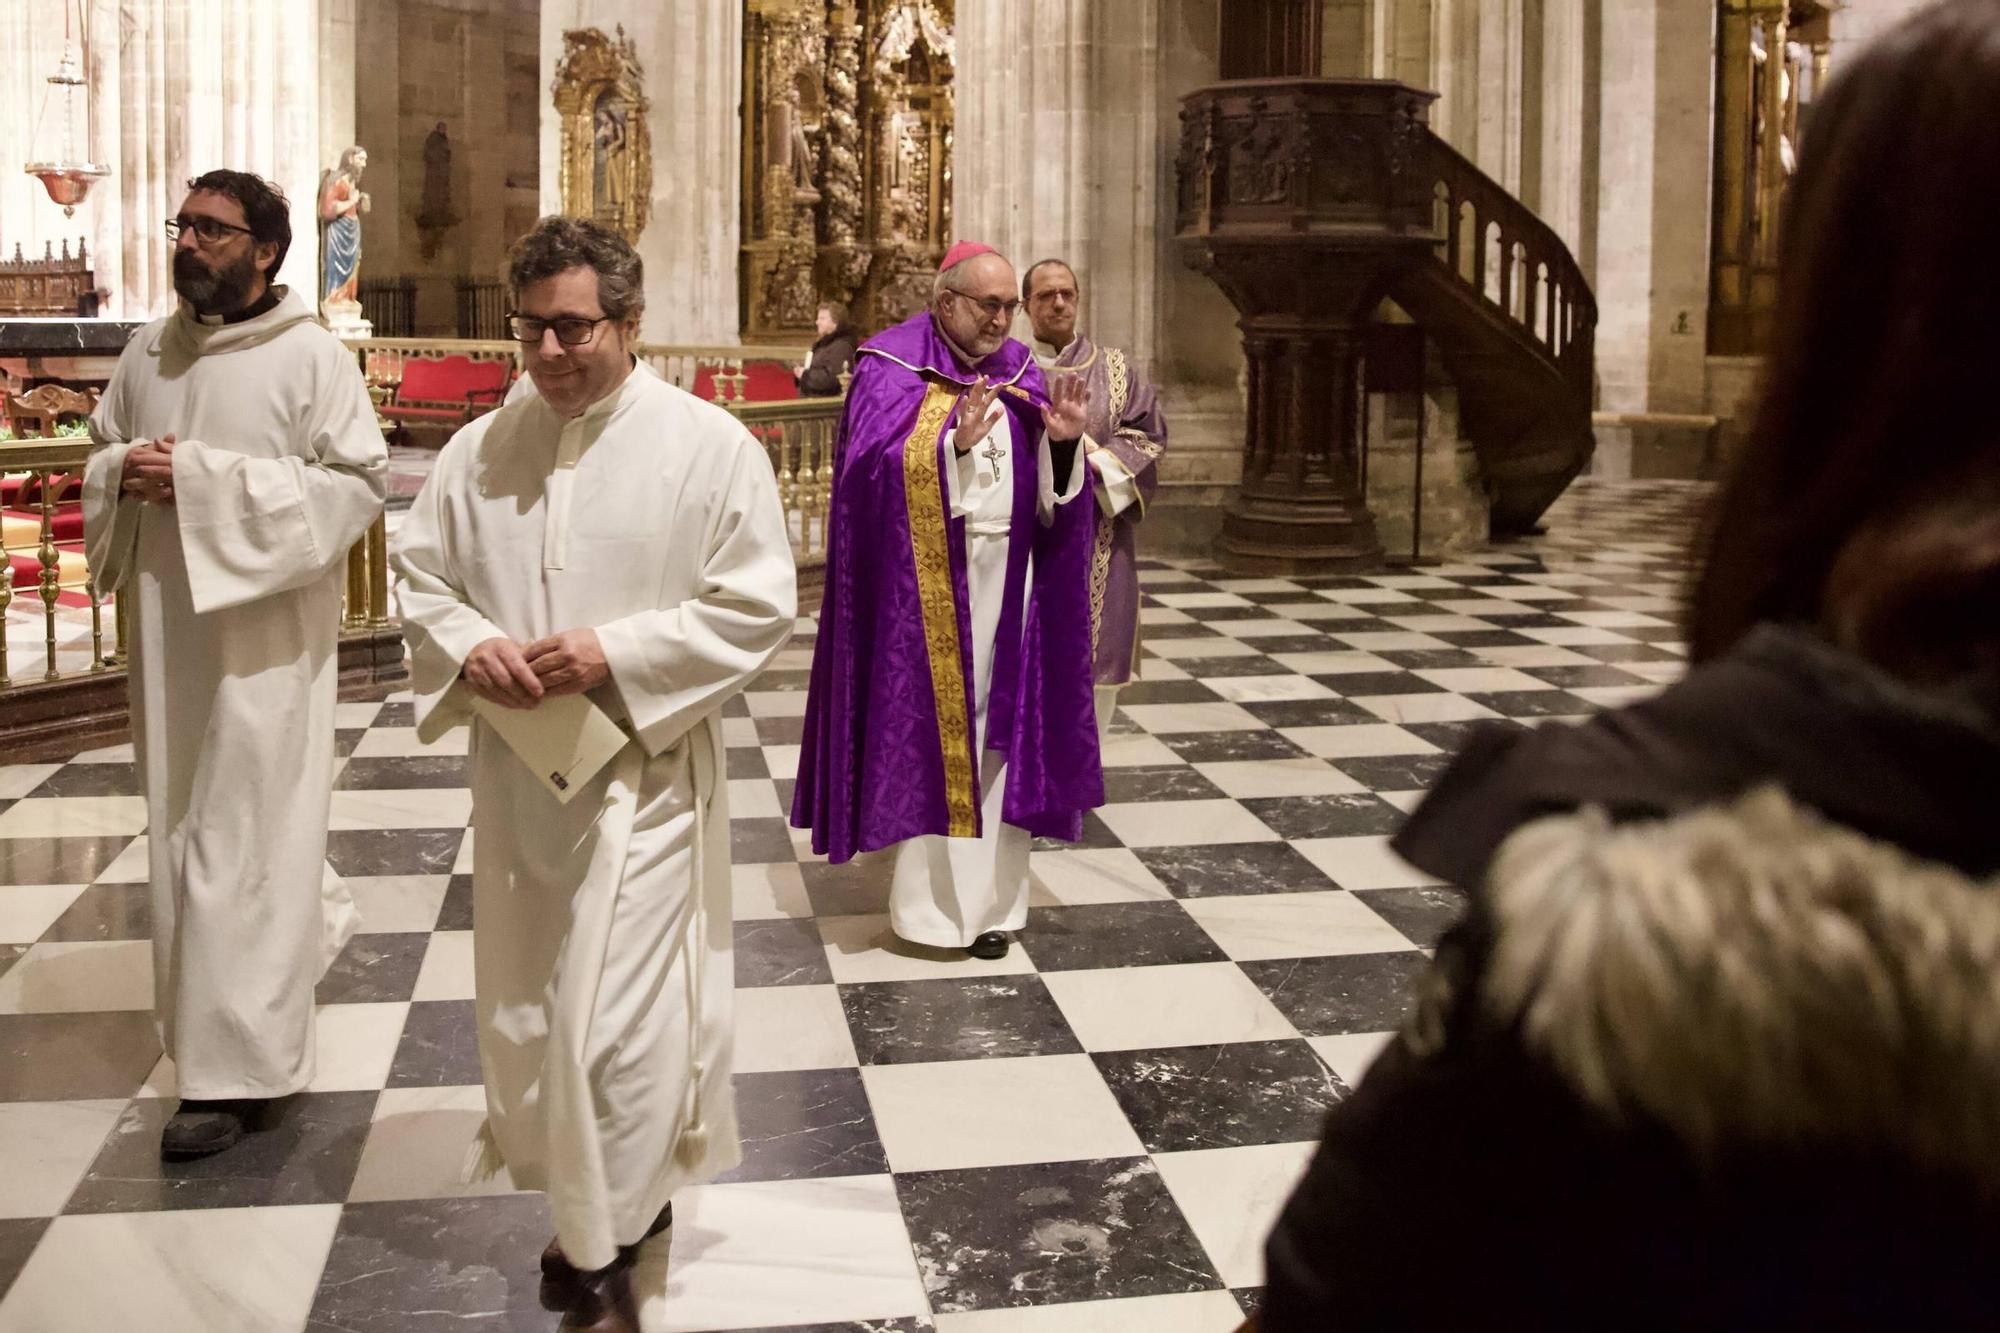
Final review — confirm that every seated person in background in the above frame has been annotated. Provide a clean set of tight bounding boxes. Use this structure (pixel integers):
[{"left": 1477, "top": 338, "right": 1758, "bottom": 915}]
[
  {"left": 1259, "top": 4, "right": 2000, "bottom": 1326},
  {"left": 796, "top": 300, "right": 858, "bottom": 396}
]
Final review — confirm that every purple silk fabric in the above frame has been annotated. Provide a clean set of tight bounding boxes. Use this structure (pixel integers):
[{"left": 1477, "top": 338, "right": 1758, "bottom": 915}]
[{"left": 791, "top": 312, "right": 1103, "bottom": 863}]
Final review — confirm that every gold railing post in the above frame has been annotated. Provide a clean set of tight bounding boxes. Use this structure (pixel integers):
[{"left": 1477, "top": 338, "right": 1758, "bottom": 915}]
[
  {"left": 366, "top": 513, "right": 391, "bottom": 627},
  {"left": 86, "top": 579, "right": 106, "bottom": 672},
  {"left": 110, "top": 589, "right": 127, "bottom": 667},
  {"left": 37, "top": 476, "right": 60, "bottom": 680},
  {"left": 0, "top": 562, "right": 12, "bottom": 688},
  {"left": 344, "top": 526, "right": 369, "bottom": 630}
]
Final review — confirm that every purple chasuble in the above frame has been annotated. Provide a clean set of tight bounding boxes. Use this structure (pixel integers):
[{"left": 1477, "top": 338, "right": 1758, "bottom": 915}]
[{"left": 791, "top": 311, "right": 1104, "bottom": 863}]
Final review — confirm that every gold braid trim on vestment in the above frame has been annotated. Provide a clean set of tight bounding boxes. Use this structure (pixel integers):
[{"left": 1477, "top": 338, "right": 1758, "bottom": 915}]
[
  {"left": 903, "top": 381, "right": 979, "bottom": 837},
  {"left": 1090, "top": 506, "right": 1114, "bottom": 660}
]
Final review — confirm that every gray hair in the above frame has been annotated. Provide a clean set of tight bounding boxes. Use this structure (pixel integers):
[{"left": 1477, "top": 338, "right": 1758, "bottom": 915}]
[{"left": 507, "top": 215, "right": 645, "bottom": 322}]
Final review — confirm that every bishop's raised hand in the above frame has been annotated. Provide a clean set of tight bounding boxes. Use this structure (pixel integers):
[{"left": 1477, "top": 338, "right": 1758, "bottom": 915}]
[
  {"left": 952, "top": 378, "right": 1001, "bottom": 456},
  {"left": 1042, "top": 373, "right": 1089, "bottom": 443}
]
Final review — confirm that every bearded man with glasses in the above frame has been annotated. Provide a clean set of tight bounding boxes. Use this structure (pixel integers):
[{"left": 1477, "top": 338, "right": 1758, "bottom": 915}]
[
  {"left": 391, "top": 216, "right": 796, "bottom": 1332},
  {"left": 80, "top": 169, "right": 388, "bottom": 1162},
  {"left": 793, "top": 241, "right": 1104, "bottom": 962}
]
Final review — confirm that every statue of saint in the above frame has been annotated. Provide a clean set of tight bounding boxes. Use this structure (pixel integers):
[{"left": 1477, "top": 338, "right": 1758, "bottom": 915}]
[
  {"left": 419, "top": 122, "right": 456, "bottom": 230},
  {"left": 318, "top": 146, "right": 369, "bottom": 308},
  {"left": 593, "top": 100, "right": 628, "bottom": 219}
]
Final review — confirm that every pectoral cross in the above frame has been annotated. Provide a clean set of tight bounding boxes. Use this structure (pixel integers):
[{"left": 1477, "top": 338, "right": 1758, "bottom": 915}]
[{"left": 981, "top": 435, "right": 1006, "bottom": 479}]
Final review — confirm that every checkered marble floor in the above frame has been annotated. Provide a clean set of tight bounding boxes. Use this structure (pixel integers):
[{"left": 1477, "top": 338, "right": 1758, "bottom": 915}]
[{"left": 0, "top": 479, "right": 1708, "bottom": 1332}]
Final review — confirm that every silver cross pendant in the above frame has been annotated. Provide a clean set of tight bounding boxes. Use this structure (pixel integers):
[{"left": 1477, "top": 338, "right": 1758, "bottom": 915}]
[{"left": 981, "top": 435, "right": 1006, "bottom": 479}]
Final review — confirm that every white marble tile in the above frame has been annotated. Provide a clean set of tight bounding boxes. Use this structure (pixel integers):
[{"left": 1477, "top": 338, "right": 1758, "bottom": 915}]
[
  {"left": 1028, "top": 848, "right": 1175, "bottom": 907},
  {"left": 767, "top": 648, "right": 816, "bottom": 671},
  {"left": 328, "top": 787, "right": 473, "bottom": 831},
  {"left": 1555, "top": 609, "right": 1672, "bottom": 628},
  {"left": 1181, "top": 891, "right": 1416, "bottom": 960},
  {"left": 1413, "top": 666, "right": 1561, "bottom": 693},
  {"left": 307, "top": 1002, "right": 410, "bottom": 1093},
  {"left": 1315, "top": 587, "right": 1414, "bottom": 604},
  {"left": 382, "top": 689, "right": 417, "bottom": 703},
  {"left": 411, "top": 930, "right": 476, "bottom": 1002},
  {"left": 732, "top": 983, "right": 860, "bottom": 1074},
  {"left": 333, "top": 701, "right": 384, "bottom": 728},
  {"left": 1208, "top": 617, "right": 1317, "bottom": 639},
  {"left": 0, "top": 1204, "right": 342, "bottom": 1333},
  {"left": 0, "top": 1099, "right": 125, "bottom": 1219},
  {"left": 1141, "top": 637, "right": 1260, "bottom": 661},
  {"left": 1328, "top": 631, "right": 1453, "bottom": 652},
  {"left": 642, "top": 1175, "right": 929, "bottom": 1332},
  {"left": 1378, "top": 789, "right": 1427, "bottom": 814},
  {"left": 349, "top": 725, "right": 468, "bottom": 758},
  {"left": 0, "top": 765, "right": 59, "bottom": 800},
  {"left": 0, "top": 939, "right": 153, "bottom": 1013},
  {"left": 1097, "top": 732, "right": 1186, "bottom": 768},
  {"left": 727, "top": 778, "right": 784, "bottom": 818},
  {"left": 1117, "top": 702, "right": 1266, "bottom": 734},
  {"left": 1137, "top": 568, "right": 1201, "bottom": 585},
  {"left": 1132, "top": 657, "right": 1189, "bottom": 681},
  {"left": 0, "top": 796, "right": 147, "bottom": 839},
  {"left": 89, "top": 835, "right": 149, "bottom": 883},
  {"left": 743, "top": 690, "right": 810, "bottom": 718},
  {"left": 0, "top": 883, "right": 86, "bottom": 944},
  {"left": 1621, "top": 660, "right": 1687, "bottom": 685},
  {"left": 1153, "top": 1142, "right": 1318, "bottom": 1288},
  {"left": 1260, "top": 600, "right": 1372, "bottom": 622},
  {"left": 1200, "top": 674, "right": 1335, "bottom": 704},
  {"left": 1140, "top": 606, "right": 1196, "bottom": 625},
  {"left": 1268, "top": 651, "right": 1398, "bottom": 675},
  {"left": 1280, "top": 724, "right": 1439, "bottom": 759},
  {"left": 819, "top": 914, "right": 1034, "bottom": 983},
  {"left": 1094, "top": 800, "right": 1280, "bottom": 849},
  {"left": 862, "top": 1054, "right": 1143, "bottom": 1172},
  {"left": 1570, "top": 684, "right": 1665, "bottom": 708},
  {"left": 1350, "top": 693, "right": 1501, "bottom": 725},
  {"left": 1517, "top": 625, "right": 1638, "bottom": 646},
  {"left": 1427, "top": 598, "right": 1542, "bottom": 619},
  {"left": 453, "top": 829, "right": 476, "bottom": 874},
  {"left": 1482, "top": 584, "right": 1581, "bottom": 602},
  {"left": 346, "top": 1085, "right": 523, "bottom": 1202},
  {"left": 67, "top": 742, "right": 135, "bottom": 764},
  {"left": 1294, "top": 836, "right": 1445, "bottom": 890},
  {"left": 720, "top": 717, "right": 762, "bottom": 747},
  {"left": 1207, "top": 578, "right": 1303, "bottom": 594},
  {"left": 1042, "top": 963, "right": 1297, "bottom": 1052},
  {"left": 1378, "top": 614, "right": 1498, "bottom": 633},
  {"left": 1151, "top": 592, "right": 1253, "bottom": 609},
  {"left": 761, "top": 744, "right": 802, "bottom": 779},
  {"left": 731, "top": 861, "right": 812, "bottom": 919},
  {"left": 347, "top": 874, "right": 449, "bottom": 934},
  {"left": 933, "top": 1292, "right": 1251, "bottom": 1333},
  {"left": 1193, "top": 758, "right": 1365, "bottom": 799},
  {"left": 1308, "top": 1031, "right": 1398, "bottom": 1088},
  {"left": 1365, "top": 574, "right": 1456, "bottom": 589},
  {"left": 1467, "top": 644, "right": 1599, "bottom": 668}
]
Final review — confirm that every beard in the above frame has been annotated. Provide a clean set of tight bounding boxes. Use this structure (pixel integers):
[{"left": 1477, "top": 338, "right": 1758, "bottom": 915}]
[{"left": 173, "top": 248, "right": 262, "bottom": 315}]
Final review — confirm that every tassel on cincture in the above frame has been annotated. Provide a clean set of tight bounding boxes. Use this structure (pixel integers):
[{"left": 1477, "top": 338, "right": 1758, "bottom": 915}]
[{"left": 461, "top": 1119, "right": 505, "bottom": 1184}]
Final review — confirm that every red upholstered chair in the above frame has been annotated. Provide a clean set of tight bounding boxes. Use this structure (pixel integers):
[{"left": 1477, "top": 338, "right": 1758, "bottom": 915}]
[{"left": 378, "top": 355, "right": 516, "bottom": 441}]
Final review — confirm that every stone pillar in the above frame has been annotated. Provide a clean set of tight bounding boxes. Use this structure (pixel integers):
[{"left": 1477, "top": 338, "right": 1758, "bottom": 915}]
[
  {"left": 319, "top": 0, "right": 358, "bottom": 175},
  {"left": 540, "top": 0, "right": 741, "bottom": 343}
]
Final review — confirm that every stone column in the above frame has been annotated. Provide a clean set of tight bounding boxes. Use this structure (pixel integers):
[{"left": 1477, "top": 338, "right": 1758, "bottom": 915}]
[{"left": 540, "top": 0, "right": 741, "bottom": 343}]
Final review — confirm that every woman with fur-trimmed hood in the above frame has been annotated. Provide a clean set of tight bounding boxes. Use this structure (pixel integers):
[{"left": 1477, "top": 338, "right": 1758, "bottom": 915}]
[{"left": 1260, "top": 5, "right": 2000, "bottom": 1327}]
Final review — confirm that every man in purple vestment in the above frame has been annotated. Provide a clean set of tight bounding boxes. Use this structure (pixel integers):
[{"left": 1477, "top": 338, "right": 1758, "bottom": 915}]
[
  {"left": 1023, "top": 258, "right": 1171, "bottom": 735},
  {"left": 792, "top": 241, "right": 1103, "bottom": 960}
]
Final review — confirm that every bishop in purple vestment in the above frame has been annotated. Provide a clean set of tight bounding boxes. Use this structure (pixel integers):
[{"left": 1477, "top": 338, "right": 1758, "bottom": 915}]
[
  {"left": 1024, "top": 258, "right": 1171, "bottom": 733},
  {"left": 791, "top": 242, "right": 1104, "bottom": 960}
]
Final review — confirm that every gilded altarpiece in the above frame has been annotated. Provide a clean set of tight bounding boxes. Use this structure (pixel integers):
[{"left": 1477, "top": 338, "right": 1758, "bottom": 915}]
[
  {"left": 741, "top": 0, "right": 955, "bottom": 341},
  {"left": 555, "top": 27, "right": 654, "bottom": 246}
]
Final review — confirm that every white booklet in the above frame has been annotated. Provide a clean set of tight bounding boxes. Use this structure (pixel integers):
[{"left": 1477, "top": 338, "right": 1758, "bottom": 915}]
[{"left": 469, "top": 692, "right": 632, "bottom": 804}]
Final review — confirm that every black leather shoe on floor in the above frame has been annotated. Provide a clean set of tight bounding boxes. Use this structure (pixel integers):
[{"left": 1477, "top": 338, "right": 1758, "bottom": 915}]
[
  {"left": 160, "top": 1098, "right": 259, "bottom": 1161},
  {"left": 560, "top": 1250, "right": 639, "bottom": 1333},
  {"left": 968, "top": 931, "right": 1010, "bottom": 960},
  {"left": 543, "top": 1204, "right": 672, "bottom": 1312}
]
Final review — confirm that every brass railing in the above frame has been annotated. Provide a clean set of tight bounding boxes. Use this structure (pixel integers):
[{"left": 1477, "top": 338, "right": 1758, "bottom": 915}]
[
  {"left": 341, "top": 337, "right": 816, "bottom": 402},
  {"left": 0, "top": 436, "right": 392, "bottom": 697},
  {"left": 729, "top": 395, "right": 844, "bottom": 562}
]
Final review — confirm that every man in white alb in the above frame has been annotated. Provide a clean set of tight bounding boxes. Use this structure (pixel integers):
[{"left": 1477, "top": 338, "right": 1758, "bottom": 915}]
[
  {"left": 82, "top": 169, "right": 387, "bottom": 1161},
  {"left": 392, "top": 216, "right": 796, "bottom": 1332}
]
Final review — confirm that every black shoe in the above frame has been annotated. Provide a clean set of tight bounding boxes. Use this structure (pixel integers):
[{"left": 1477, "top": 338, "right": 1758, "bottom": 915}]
[
  {"left": 160, "top": 1098, "right": 259, "bottom": 1161},
  {"left": 543, "top": 1204, "right": 672, "bottom": 1314},
  {"left": 968, "top": 931, "right": 1010, "bottom": 960},
  {"left": 560, "top": 1250, "right": 639, "bottom": 1332}
]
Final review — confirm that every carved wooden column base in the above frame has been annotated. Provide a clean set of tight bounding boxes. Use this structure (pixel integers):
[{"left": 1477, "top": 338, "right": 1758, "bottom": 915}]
[{"left": 1216, "top": 488, "right": 1381, "bottom": 574}]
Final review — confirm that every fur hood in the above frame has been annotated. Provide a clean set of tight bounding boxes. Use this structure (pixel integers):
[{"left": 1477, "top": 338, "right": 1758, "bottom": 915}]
[{"left": 1472, "top": 787, "right": 2000, "bottom": 1178}]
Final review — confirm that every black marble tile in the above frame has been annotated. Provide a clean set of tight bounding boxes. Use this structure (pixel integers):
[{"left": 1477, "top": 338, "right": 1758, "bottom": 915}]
[
  {"left": 1519, "top": 663, "right": 1652, "bottom": 689},
  {"left": 733, "top": 816, "right": 802, "bottom": 864},
  {"left": 1235, "top": 1286, "right": 1267, "bottom": 1318},
  {"left": 1020, "top": 901, "right": 1226, "bottom": 972},
  {"left": 334, "top": 728, "right": 367, "bottom": 759},
  {"left": 839, "top": 976, "right": 1081, "bottom": 1065},
  {"left": 735, "top": 917, "right": 834, "bottom": 987},
  {"left": 1238, "top": 589, "right": 1312, "bottom": 605},
  {"left": 1237, "top": 697, "right": 1379, "bottom": 728},
  {"left": 1253, "top": 634, "right": 1355, "bottom": 655},
  {"left": 305, "top": 1193, "right": 554, "bottom": 1333},
  {"left": 372, "top": 700, "right": 416, "bottom": 728},
  {"left": 1101, "top": 765, "right": 1224, "bottom": 804},
  {"left": 65, "top": 1091, "right": 377, "bottom": 1213},
  {"left": 1176, "top": 653, "right": 1295, "bottom": 678},
  {"left": 1400, "top": 720, "right": 1520, "bottom": 756},
  {"left": 26, "top": 763, "right": 141, "bottom": 798},
  {"left": 1571, "top": 641, "right": 1683, "bottom": 664},
  {"left": 1620, "top": 623, "right": 1686, "bottom": 643},
  {"left": 715, "top": 1067, "right": 887, "bottom": 1184},
  {"left": 1314, "top": 671, "right": 1442, "bottom": 699},
  {"left": 1114, "top": 677, "right": 1224, "bottom": 706},
  {"left": 0, "top": 944, "right": 24, "bottom": 978},
  {"left": 754, "top": 715, "right": 807, "bottom": 745},
  {"left": 1369, "top": 648, "right": 1494, "bottom": 670},
  {"left": 1139, "top": 622, "right": 1223, "bottom": 641},
  {"left": 1240, "top": 793, "right": 1406, "bottom": 840},
  {"left": 1289, "top": 574, "right": 1380, "bottom": 590},
  {"left": 0, "top": 1218, "right": 50, "bottom": 1302},
  {"left": 897, "top": 1156, "right": 1223, "bottom": 1312},
  {"left": 1465, "top": 689, "right": 1597, "bottom": 718},
  {"left": 1326, "top": 753, "right": 1459, "bottom": 792},
  {"left": 324, "top": 827, "right": 465, "bottom": 878},
  {"left": 1471, "top": 611, "right": 1570, "bottom": 629},
  {"left": 0, "top": 1010, "right": 160, "bottom": 1101},
  {"left": 720, "top": 1322, "right": 935, "bottom": 1333},
  {"left": 1181, "top": 604, "right": 1282, "bottom": 623},
  {"left": 1432, "top": 629, "right": 1541, "bottom": 648},
  {"left": 39, "top": 881, "right": 151, "bottom": 942},
  {"left": 1093, "top": 1039, "right": 1345, "bottom": 1152},
  {"left": 1134, "top": 843, "right": 1340, "bottom": 899},
  {"left": 800, "top": 856, "right": 892, "bottom": 918},
  {"left": 1240, "top": 952, "right": 1432, "bottom": 1035},
  {"left": 727, "top": 745, "right": 771, "bottom": 779},
  {"left": 1032, "top": 810, "right": 1122, "bottom": 853},
  {"left": 386, "top": 1000, "right": 484, "bottom": 1088},
  {"left": 335, "top": 755, "right": 469, "bottom": 790},
  {"left": 1353, "top": 884, "right": 1471, "bottom": 949},
  {"left": 1158, "top": 730, "right": 1309, "bottom": 764},
  {"left": 435, "top": 873, "right": 475, "bottom": 931},
  {"left": 317, "top": 931, "right": 430, "bottom": 1004},
  {"left": 0, "top": 835, "right": 133, "bottom": 887},
  {"left": 773, "top": 777, "right": 797, "bottom": 811}
]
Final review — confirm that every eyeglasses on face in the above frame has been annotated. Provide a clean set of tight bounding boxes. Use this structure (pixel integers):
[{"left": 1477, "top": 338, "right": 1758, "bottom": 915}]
[
  {"left": 165, "top": 215, "right": 255, "bottom": 246},
  {"left": 947, "top": 290, "right": 1022, "bottom": 321},
  {"left": 508, "top": 313, "right": 615, "bottom": 346}
]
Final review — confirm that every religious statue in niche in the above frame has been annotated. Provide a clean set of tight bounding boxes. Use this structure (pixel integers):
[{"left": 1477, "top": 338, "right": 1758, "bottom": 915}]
[
  {"left": 415, "top": 121, "right": 461, "bottom": 262},
  {"left": 554, "top": 27, "right": 652, "bottom": 244},
  {"left": 318, "top": 145, "right": 372, "bottom": 336}
]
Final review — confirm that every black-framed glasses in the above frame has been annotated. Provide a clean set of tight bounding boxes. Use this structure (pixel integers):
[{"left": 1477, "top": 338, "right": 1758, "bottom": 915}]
[
  {"left": 507, "top": 313, "right": 615, "bottom": 346},
  {"left": 164, "top": 215, "right": 255, "bottom": 246},
  {"left": 946, "top": 290, "right": 1022, "bottom": 321}
]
